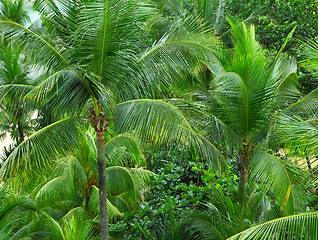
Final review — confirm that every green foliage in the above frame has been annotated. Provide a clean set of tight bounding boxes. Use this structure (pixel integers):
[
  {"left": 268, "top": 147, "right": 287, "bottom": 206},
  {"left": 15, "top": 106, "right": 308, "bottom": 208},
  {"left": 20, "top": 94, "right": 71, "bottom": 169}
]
[
  {"left": 223, "top": 0, "right": 318, "bottom": 94},
  {"left": 224, "top": 0, "right": 318, "bottom": 50},
  {"left": 109, "top": 148, "right": 239, "bottom": 239}
]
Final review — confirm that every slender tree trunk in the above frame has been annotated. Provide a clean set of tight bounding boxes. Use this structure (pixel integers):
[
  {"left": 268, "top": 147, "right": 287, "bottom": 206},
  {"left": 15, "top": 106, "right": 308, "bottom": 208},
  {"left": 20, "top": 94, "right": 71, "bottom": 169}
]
[
  {"left": 238, "top": 167, "right": 248, "bottom": 208},
  {"left": 89, "top": 100, "right": 109, "bottom": 239},
  {"left": 238, "top": 139, "right": 250, "bottom": 210},
  {"left": 307, "top": 156, "right": 312, "bottom": 171},
  {"left": 96, "top": 130, "right": 109, "bottom": 240},
  {"left": 17, "top": 118, "right": 24, "bottom": 144}
]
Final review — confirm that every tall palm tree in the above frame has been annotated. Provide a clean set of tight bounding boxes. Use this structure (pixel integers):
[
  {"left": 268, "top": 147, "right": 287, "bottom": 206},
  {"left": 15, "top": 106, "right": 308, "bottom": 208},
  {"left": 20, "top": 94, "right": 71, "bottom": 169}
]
[{"left": 0, "top": 1, "right": 224, "bottom": 239}]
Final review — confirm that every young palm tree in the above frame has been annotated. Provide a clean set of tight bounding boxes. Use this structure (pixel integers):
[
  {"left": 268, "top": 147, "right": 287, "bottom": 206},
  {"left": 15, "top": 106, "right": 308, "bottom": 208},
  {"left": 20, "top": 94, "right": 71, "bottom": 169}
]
[
  {"left": 34, "top": 128, "right": 153, "bottom": 222},
  {"left": 0, "top": 1, "right": 224, "bottom": 239},
  {"left": 170, "top": 20, "right": 307, "bottom": 214}
]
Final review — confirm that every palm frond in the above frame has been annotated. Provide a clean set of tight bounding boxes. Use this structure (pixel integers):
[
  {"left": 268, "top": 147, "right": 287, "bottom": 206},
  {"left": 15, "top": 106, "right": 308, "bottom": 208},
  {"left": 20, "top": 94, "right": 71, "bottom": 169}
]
[
  {"left": 139, "top": 15, "right": 220, "bottom": 89},
  {"left": 173, "top": 213, "right": 226, "bottom": 240},
  {"left": 116, "top": 99, "right": 227, "bottom": 172},
  {"left": 105, "top": 134, "right": 144, "bottom": 167},
  {"left": 35, "top": 175, "right": 75, "bottom": 205},
  {"left": 227, "top": 212, "right": 318, "bottom": 240},
  {"left": 105, "top": 166, "right": 136, "bottom": 200},
  {"left": 249, "top": 151, "right": 295, "bottom": 215},
  {"left": 269, "top": 55, "right": 300, "bottom": 107},
  {"left": 0, "top": 17, "right": 69, "bottom": 71},
  {"left": 277, "top": 89, "right": 318, "bottom": 154},
  {"left": 0, "top": 117, "right": 81, "bottom": 183},
  {"left": 299, "top": 39, "right": 318, "bottom": 71},
  {"left": 89, "top": 185, "right": 122, "bottom": 222}
]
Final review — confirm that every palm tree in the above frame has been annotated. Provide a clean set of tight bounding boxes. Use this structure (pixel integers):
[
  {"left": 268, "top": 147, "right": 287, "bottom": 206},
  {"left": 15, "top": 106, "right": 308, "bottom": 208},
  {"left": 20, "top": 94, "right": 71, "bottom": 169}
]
[
  {"left": 169, "top": 20, "right": 308, "bottom": 215},
  {"left": 0, "top": 1, "right": 224, "bottom": 239},
  {"left": 0, "top": 0, "right": 35, "bottom": 145}
]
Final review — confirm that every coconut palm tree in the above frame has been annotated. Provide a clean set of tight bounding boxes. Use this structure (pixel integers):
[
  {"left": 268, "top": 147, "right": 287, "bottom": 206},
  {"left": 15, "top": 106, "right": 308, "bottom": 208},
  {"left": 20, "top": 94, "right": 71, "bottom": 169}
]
[
  {"left": 156, "top": 20, "right": 318, "bottom": 240},
  {"left": 168, "top": 20, "right": 309, "bottom": 215},
  {"left": 0, "top": 1, "right": 224, "bottom": 239}
]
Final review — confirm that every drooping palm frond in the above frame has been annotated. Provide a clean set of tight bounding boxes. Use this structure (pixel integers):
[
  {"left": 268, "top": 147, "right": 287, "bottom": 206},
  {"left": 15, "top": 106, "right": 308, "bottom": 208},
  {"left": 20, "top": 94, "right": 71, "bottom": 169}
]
[
  {"left": 115, "top": 99, "right": 227, "bottom": 172},
  {"left": 227, "top": 212, "right": 318, "bottom": 240},
  {"left": 172, "top": 183, "right": 278, "bottom": 240},
  {"left": 105, "top": 133, "right": 144, "bottom": 167},
  {"left": 0, "top": 117, "right": 81, "bottom": 185},
  {"left": 249, "top": 151, "right": 296, "bottom": 215},
  {"left": 277, "top": 88, "right": 318, "bottom": 155},
  {"left": 0, "top": 16, "right": 69, "bottom": 72},
  {"left": 89, "top": 185, "right": 122, "bottom": 222},
  {"left": 139, "top": 14, "right": 220, "bottom": 91},
  {"left": 25, "top": 67, "right": 95, "bottom": 115},
  {"left": 173, "top": 211, "right": 226, "bottom": 240},
  {"left": 269, "top": 54, "right": 301, "bottom": 107},
  {"left": 142, "top": 0, "right": 226, "bottom": 36},
  {"left": 35, "top": 175, "right": 77, "bottom": 206},
  {"left": 164, "top": 99, "right": 241, "bottom": 152},
  {"left": 0, "top": 84, "right": 34, "bottom": 101},
  {"left": 0, "top": 186, "right": 39, "bottom": 240}
]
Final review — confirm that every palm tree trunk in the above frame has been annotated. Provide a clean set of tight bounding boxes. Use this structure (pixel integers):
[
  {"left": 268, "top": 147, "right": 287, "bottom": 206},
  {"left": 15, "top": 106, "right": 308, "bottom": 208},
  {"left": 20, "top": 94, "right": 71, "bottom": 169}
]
[
  {"left": 17, "top": 118, "right": 24, "bottom": 144},
  {"left": 96, "top": 130, "right": 109, "bottom": 240},
  {"left": 238, "top": 140, "right": 250, "bottom": 209},
  {"left": 238, "top": 167, "right": 248, "bottom": 209}
]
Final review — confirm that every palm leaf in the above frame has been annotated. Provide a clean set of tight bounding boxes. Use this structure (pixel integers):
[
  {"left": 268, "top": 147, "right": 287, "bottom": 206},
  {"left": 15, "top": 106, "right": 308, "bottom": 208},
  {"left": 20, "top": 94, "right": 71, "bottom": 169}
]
[
  {"left": 249, "top": 151, "right": 294, "bottom": 215},
  {"left": 0, "top": 117, "right": 81, "bottom": 183},
  {"left": 115, "top": 99, "right": 227, "bottom": 172},
  {"left": 277, "top": 89, "right": 318, "bottom": 155},
  {"left": 227, "top": 212, "right": 318, "bottom": 240},
  {"left": 0, "top": 17, "right": 69, "bottom": 71},
  {"left": 105, "top": 134, "right": 144, "bottom": 167},
  {"left": 88, "top": 185, "right": 121, "bottom": 222},
  {"left": 299, "top": 40, "right": 318, "bottom": 71},
  {"left": 139, "top": 15, "right": 220, "bottom": 90}
]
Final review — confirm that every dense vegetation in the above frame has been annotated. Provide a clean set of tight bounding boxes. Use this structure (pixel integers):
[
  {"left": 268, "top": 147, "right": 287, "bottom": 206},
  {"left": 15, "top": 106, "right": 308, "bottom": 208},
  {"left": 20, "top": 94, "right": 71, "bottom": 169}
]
[{"left": 0, "top": 0, "right": 318, "bottom": 240}]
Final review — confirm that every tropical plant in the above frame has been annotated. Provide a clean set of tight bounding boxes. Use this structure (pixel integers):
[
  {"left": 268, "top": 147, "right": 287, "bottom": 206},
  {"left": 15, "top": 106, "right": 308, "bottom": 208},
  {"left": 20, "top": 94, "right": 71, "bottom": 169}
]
[
  {"left": 276, "top": 39, "right": 318, "bottom": 180},
  {"left": 173, "top": 207, "right": 318, "bottom": 239},
  {"left": 35, "top": 128, "right": 153, "bottom": 222},
  {"left": 171, "top": 20, "right": 309, "bottom": 215},
  {"left": 0, "top": 19, "right": 35, "bottom": 144},
  {"left": 227, "top": 212, "right": 318, "bottom": 240},
  {"left": 0, "top": 189, "right": 99, "bottom": 240},
  {"left": 0, "top": 1, "right": 225, "bottom": 239}
]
